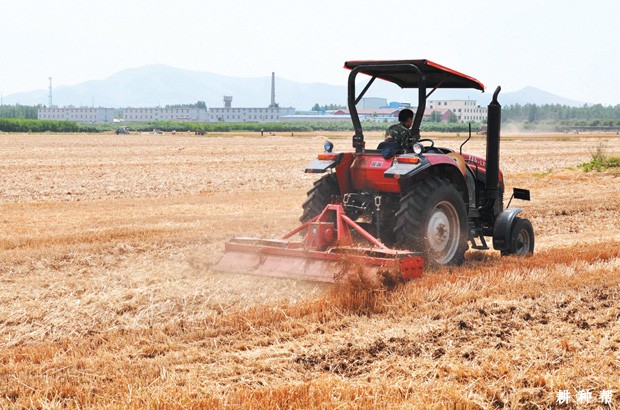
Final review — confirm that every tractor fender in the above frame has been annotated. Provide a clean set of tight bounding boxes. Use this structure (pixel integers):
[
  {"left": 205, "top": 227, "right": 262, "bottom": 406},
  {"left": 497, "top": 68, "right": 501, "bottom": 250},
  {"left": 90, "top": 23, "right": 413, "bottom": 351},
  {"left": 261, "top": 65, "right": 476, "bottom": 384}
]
[
  {"left": 305, "top": 153, "right": 354, "bottom": 194},
  {"left": 385, "top": 154, "right": 468, "bottom": 202},
  {"left": 385, "top": 153, "right": 460, "bottom": 180},
  {"left": 492, "top": 208, "right": 523, "bottom": 251},
  {"left": 383, "top": 154, "right": 431, "bottom": 179},
  {"left": 305, "top": 153, "right": 344, "bottom": 174}
]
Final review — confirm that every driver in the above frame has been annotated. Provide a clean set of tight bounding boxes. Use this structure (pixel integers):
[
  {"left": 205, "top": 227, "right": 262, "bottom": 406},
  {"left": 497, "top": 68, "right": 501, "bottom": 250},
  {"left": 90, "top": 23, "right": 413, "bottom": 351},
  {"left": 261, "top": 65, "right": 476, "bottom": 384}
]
[{"left": 384, "top": 108, "right": 415, "bottom": 152}]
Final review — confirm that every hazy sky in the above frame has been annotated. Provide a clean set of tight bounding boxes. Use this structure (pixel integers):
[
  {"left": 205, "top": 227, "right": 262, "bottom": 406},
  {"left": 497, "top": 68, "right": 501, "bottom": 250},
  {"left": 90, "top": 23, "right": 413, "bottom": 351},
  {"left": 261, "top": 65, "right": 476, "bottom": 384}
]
[{"left": 2, "top": 0, "right": 619, "bottom": 104}]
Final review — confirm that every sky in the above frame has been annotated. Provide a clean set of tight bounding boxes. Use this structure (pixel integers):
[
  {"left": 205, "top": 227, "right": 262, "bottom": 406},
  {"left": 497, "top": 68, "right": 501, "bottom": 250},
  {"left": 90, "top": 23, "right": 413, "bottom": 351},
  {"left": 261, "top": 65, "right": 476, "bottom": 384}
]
[{"left": 1, "top": 0, "right": 619, "bottom": 105}]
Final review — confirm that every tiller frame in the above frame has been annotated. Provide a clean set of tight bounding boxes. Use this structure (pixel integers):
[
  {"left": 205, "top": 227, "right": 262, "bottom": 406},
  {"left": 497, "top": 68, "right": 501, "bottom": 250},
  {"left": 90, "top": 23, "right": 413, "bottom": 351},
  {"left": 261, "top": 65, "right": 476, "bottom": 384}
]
[{"left": 213, "top": 203, "right": 424, "bottom": 283}]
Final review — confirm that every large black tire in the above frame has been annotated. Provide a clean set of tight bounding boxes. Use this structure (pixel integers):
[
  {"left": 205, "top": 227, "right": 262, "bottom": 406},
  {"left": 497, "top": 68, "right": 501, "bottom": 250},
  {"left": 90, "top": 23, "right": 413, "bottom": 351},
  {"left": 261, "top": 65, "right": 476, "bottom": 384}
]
[
  {"left": 300, "top": 173, "right": 340, "bottom": 223},
  {"left": 395, "top": 176, "right": 469, "bottom": 266},
  {"left": 501, "top": 217, "right": 535, "bottom": 256}
]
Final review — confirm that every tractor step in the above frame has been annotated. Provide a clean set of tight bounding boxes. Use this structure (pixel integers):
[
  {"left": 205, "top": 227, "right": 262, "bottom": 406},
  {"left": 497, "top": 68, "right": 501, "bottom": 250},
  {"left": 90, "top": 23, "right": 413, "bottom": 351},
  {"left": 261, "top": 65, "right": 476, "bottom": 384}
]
[{"left": 470, "top": 235, "right": 489, "bottom": 250}]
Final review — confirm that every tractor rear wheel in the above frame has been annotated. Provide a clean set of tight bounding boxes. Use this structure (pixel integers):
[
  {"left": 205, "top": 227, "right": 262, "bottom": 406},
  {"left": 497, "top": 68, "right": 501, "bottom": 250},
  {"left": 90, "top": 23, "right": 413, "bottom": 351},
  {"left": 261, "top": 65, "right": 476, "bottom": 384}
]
[
  {"left": 501, "top": 217, "right": 534, "bottom": 256},
  {"left": 300, "top": 173, "right": 340, "bottom": 223},
  {"left": 395, "top": 176, "right": 469, "bottom": 266}
]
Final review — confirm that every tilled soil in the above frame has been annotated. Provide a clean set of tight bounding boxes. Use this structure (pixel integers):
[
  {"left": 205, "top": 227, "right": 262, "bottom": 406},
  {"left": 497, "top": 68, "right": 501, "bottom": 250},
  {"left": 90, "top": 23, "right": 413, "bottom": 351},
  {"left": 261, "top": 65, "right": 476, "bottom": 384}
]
[{"left": 0, "top": 132, "right": 619, "bottom": 408}]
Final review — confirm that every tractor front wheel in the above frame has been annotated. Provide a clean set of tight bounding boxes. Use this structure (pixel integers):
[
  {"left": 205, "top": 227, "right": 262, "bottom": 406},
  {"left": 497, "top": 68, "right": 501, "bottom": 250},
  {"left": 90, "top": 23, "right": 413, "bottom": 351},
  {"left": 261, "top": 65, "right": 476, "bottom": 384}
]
[
  {"left": 300, "top": 173, "right": 340, "bottom": 223},
  {"left": 501, "top": 217, "right": 535, "bottom": 256},
  {"left": 395, "top": 176, "right": 469, "bottom": 266}
]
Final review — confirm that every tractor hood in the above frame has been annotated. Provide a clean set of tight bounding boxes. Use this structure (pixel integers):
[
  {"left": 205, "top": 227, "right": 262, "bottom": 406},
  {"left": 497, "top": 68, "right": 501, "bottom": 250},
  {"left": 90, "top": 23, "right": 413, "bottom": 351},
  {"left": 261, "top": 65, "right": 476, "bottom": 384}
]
[{"left": 344, "top": 59, "right": 485, "bottom": 91}]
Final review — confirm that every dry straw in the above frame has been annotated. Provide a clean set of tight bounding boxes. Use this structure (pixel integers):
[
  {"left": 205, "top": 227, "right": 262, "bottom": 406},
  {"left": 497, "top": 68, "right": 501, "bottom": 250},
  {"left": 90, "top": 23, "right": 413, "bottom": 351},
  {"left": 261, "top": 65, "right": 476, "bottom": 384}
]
[{"left": 0, "top": 132, "right": 619, "bottom": 408}]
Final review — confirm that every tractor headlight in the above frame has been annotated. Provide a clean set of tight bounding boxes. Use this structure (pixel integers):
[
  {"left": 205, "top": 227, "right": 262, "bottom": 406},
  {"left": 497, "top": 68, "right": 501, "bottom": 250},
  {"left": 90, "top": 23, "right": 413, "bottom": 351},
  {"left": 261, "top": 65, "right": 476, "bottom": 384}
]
[
  {"left": 324, "top": 140, "right": 334, "bottom": 153},
  {"left": 412, "top": 143, "right": 424, "bottom": 155}
]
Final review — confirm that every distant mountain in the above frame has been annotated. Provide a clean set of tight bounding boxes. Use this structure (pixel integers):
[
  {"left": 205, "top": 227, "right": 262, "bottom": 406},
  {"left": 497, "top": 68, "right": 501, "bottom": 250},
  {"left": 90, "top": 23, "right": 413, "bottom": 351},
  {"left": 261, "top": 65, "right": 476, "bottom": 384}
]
[
  {"left": 3, "top": 65, "right": 345, "bottom": 110},
  {"left": 413, "top": 86, "right": 585, "bottom": 108},
  {"left": 497, "top": 86, "right": 585, "bottom": 107},
  {"left": 2, "top": 65, "right": 585, "bottom": 109}
]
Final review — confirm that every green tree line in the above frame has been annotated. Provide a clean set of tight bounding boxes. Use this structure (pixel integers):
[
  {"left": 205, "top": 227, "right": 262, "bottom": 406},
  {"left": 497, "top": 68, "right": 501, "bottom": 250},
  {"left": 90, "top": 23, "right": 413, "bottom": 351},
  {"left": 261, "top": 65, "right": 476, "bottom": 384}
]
[
  {"left": 311, "top": 103, "right": 347, "bottom": 112},
  {"left": 0, "top": 118, "right": 79, "bottom": 132},
  {"left": 78, "top": 120, "right": 480, "bottom": 133},
  {"left": 164, "top": 101, "right": 207, "bottom": 109},
  {"left": 0, "top": 104, "right": 41, "bottom": 119},
  {"left": 0, "top": 118, "right": 479, "bottom": 133},
  {"left": 503, "top": 103, "right": 620, "bottom": 126}
]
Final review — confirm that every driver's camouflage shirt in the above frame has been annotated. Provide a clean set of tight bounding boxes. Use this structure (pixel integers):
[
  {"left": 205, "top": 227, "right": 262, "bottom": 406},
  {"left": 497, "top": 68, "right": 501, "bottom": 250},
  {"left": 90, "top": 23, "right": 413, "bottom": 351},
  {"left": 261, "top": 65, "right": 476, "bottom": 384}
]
[{"left": 385, "top": 122, "right": 415, "bottom": 151}]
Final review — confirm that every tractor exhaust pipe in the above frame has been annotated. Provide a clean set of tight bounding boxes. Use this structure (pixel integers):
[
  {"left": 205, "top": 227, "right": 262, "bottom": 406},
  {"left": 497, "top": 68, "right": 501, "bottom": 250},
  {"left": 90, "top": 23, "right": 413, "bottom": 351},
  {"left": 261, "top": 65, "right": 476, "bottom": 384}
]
[{"left": 485, "top": 86, "right": 502, "bottom": 205}]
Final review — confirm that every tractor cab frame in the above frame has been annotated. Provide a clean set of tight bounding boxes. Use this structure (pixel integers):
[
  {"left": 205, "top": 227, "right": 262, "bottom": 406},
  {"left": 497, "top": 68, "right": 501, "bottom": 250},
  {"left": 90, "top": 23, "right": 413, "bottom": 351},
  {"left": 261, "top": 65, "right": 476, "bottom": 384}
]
[{"left": 345, "top": 59, "right": 484, "bottom": 153}]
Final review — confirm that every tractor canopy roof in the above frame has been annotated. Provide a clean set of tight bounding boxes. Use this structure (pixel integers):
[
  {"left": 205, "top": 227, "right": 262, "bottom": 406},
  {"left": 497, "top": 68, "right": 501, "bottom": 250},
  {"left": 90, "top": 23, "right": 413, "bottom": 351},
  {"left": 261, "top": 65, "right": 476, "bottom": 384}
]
[{"left": 344, "top": 59, "right": 485, "bottom": 91}]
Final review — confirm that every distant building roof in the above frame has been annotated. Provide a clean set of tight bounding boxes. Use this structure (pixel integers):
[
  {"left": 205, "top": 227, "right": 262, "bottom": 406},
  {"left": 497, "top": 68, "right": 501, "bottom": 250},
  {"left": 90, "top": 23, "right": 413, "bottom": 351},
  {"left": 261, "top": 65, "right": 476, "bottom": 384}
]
[
  {"left": 422, "top": 108, "right": 453, "bottom": 115},
  {"left": 333, "top": 108, "right": 400, "bottom": 116}
]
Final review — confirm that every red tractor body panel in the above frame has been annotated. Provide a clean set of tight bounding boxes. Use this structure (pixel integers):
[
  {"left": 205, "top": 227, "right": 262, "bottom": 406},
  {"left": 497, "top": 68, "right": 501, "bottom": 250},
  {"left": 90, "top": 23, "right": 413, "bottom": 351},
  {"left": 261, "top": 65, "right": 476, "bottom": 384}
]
[
  {"left": 462, "top": 153, "right": 504, "bottom": 183},
  {"left": 331, "top": 151, "right": 479, "bottom": 195},
  {"left": 349, "top": 154, "right": 400, "bottom": 193}
]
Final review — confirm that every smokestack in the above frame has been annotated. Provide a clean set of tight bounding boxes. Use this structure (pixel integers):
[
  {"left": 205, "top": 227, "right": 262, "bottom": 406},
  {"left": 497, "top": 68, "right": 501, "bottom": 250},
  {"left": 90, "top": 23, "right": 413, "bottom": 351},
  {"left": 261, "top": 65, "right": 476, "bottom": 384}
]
[
  {"left": 270, "top": 72, "right": 276, "bottom": 107},
  {"left": 48, "top": 77, "right": 53, "bottom": 107},
  {"left": 485, "top": 86, "right": 502, "bottom": 207}
]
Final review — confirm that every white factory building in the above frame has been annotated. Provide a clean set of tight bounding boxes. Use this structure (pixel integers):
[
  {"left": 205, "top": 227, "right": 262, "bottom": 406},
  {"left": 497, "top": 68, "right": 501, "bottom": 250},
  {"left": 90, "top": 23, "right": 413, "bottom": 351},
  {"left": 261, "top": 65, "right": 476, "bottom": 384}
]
[
  {"left": 428, "top": 99, "right": 487, "bottom": 122},
  {"left": 208, "top": 106, "right": 295, "bottom": 122},
  {"left": 207, "top": 88, "right": 294, "bottom": 122},
  {"left": 38, "top": 107, "right": 116, "bottom": 123},
  {"left": 37, "top": 72, "right": 295, "bottom": 123},
  {"left": 37, "top": 105, "right": 295, "bottom": 123},
  {"left": 123, "top": 107, "right": 208, "bottom": 122}
]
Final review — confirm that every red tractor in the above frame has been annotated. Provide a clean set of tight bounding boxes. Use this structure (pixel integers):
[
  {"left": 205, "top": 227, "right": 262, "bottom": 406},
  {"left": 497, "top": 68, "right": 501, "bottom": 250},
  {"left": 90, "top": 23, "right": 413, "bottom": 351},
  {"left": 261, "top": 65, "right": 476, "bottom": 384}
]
[
  {"left": 215, "top": 59, "right": 534, "bottom": 282},
  {"left": 301, "top": 59, "right": 534, "bottom": 266}
]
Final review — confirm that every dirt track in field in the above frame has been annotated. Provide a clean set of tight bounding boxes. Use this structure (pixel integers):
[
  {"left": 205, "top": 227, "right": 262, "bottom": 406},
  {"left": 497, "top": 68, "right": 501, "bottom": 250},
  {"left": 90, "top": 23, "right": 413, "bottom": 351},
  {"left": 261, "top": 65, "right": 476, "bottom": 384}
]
[{"left": 0, "top": 131, "right": 619, "bottom": 408}]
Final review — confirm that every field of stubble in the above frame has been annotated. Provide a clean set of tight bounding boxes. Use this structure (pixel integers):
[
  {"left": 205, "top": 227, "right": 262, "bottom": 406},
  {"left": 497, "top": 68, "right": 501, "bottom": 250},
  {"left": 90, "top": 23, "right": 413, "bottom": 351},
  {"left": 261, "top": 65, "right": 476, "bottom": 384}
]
[{"left": 0, "top": 131, "right": 619, "bottom": 409}]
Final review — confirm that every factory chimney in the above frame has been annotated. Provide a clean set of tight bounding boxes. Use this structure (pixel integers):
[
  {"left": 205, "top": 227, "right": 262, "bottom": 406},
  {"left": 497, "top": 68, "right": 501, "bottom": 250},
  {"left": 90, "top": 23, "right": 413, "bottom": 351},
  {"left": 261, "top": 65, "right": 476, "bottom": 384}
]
[
  {"left": 270, "top": 72, "right": 276, "bottom": 107},
  {"left": 48, "top": 77, "right": 53, "bottom": 107}
]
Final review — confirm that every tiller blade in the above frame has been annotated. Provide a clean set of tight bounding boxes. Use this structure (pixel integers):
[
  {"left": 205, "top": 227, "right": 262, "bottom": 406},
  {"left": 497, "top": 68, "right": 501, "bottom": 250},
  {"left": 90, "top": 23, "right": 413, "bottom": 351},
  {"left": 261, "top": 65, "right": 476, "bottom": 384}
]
[{"left": 212, "top": 204, "right": 424, "bottom": 283}]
